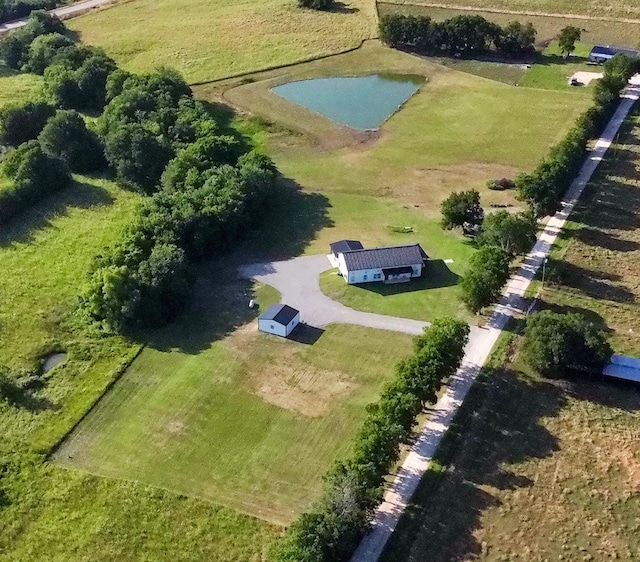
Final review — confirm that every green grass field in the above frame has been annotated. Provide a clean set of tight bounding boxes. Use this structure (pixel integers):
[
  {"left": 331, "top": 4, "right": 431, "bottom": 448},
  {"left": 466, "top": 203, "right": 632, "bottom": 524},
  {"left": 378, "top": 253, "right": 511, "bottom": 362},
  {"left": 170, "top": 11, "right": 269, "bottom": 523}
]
[
  {"left": 213, "top": 42, "right": 591, "bottom": 219},
  {"left": 382, "top": 334, "right": 640, "bottom": 561},
  {"left": 378, "top": 3, "right": 640, "bottom": 48},
  {"left": 67, "top": 0, "right": 377, "bottom": 83},
  {"left": 54, "top": 268, "right": 414, "bottom": 524},
  {"left": 0, "top": 65, "right": 42, "bottom": 108},
  {"left": 382, "top": 0, "right": 640, "bottom": 19}
]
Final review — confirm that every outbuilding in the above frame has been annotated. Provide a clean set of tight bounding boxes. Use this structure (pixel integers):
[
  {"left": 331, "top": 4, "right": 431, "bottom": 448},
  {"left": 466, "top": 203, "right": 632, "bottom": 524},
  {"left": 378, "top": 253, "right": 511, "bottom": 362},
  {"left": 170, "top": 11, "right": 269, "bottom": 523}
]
[
  {"left": 589, "top": 45, "right": 640, "bottom": 64},
  {"left": 331, "top": 241, "right": 428, "bottom": 285},
  {"left": 258, "top": 304, "right": 300, "bottom": 337}
]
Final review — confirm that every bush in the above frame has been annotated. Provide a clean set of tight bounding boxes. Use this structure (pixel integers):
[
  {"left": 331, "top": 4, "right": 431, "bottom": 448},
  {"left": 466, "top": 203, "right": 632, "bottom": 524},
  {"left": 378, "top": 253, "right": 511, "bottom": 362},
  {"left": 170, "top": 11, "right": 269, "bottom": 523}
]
[
  {"left": 460, "top": 245, "right": 510, "bottom": 312},
  {"left": 0, "top": 139, "right": 71, "bottom": 224},
  {"left": 298, "top": 0, "right": 334, "bottom": 10},
  {"left": 270, "top": 318, "right": 469, "bottom": 562},
  {"left": 38, "top": 110, "right": 106, "bottom": 172},
  {"left": 0, "top": 101, "right": 54, "bottom": 146},
  {"left": 23, "top": 32, "right": 74, "bottom": 74},
  {"left": 522, "top": 311, "right": 612, "bottom": 376},
  {"left": 477, "top": 210, "right": 537, "bottom": 257},
  {"left": 440, "top": 189, "right": 483, "bottom": 231},
  {"left": 486, "top": 177, "right": 515, "bottom": 191}
]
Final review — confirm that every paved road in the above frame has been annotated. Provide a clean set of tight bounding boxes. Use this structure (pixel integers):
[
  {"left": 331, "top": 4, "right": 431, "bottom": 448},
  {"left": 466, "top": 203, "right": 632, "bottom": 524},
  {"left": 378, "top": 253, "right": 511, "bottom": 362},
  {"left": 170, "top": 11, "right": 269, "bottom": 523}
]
[
  {"left": 0, "top": 0, "right": 112, "bottom": 33},
  {"left": 350, "top": 76, "right": 640, "bottom": 562},
  {"left": 240, "top": 255, "right": 432, "bottom": 336}
]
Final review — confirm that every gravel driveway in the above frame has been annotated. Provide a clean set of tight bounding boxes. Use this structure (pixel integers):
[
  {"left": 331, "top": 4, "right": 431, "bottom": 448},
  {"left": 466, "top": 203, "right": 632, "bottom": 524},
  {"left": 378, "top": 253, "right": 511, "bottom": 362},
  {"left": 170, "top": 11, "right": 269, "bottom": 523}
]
[{"left": 239, "top": 254, "right": 431, "bottom": 336}]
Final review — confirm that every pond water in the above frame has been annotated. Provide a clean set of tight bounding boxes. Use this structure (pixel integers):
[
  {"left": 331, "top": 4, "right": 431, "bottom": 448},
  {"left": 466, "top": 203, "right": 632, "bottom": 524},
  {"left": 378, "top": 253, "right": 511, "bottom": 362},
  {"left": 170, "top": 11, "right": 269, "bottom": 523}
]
[
  {"left": 41, "top": 352, "right": 67, "bottom": 374},
  {"left": 271, "top": 74, "right": 424, "bottom": 130}
]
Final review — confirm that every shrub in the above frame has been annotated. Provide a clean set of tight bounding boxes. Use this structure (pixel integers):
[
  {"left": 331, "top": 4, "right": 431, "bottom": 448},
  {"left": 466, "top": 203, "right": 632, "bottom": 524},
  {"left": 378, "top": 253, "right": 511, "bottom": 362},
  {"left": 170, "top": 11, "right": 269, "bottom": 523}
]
[
  {"left": 440, "top": 189, "right": 484, "bottom": 231},
  {"left": 0, "top": 140, "right": 71, "bottom": 224},
  {"left": 298, "top": 0, "right": 334, "bottom": 10},
  {"left": 23, "top": 31, "right": 74, "bottom": 74},
  {"left": 0, "top": 101, "right": 55, "bottom": 146},
  {"left": 460, "top": 245, "right": 510, "bottom": 312},
  {"left": 38, "top": 110, "right": 106, "bottom": 172},
  {"left": 486, "top": 177, "right": 515, "bottom": 191},
  {"left": 522, "top": 311, "right": 612, "bottom": 376}
]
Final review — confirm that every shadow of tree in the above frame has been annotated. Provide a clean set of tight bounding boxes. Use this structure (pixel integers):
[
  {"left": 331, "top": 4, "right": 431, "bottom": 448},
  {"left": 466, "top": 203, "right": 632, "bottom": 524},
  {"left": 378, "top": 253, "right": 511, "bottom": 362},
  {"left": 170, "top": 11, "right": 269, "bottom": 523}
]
[
  {"left": 0, "top": 376, "right": 57, "bottom": 413},
  {"left": 573, "top": 226, "right": 640, "bottom": 253},
  {"left": 0, "top": 179, "right": 115, "bottom": 247},
  {"left": 550, "top": 259, "right": 635, "bottom": 304},
  {"left": 355, "top": 260, "right": 459, "bottom": 296},
  {"left": 382, "top": 368, "right": 565, "bottom": 562},
  {"left": 331, "top": 1, "right": 360, "bottom": 13},
  {"left": 235, "top": 176, "right": 333, "bottom": 262}
]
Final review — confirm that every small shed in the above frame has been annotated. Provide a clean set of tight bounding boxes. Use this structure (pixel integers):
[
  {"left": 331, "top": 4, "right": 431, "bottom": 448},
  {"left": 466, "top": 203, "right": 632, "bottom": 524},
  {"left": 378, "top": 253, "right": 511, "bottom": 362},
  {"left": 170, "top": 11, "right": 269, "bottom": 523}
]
[{"left": 258, "top": 304, "right": 300, "bottom": 338}]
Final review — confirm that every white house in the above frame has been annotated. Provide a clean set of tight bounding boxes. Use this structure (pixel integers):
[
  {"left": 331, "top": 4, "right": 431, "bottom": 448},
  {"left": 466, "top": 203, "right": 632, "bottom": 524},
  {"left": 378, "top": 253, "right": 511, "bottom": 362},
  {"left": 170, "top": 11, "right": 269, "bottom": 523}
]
[
  {"left": 258, "top": 304, "right": 300, "bottom": 337},
  {"left": 589, "top": 45, "right": 640, "bottom": 64},
  {"left": 331, "top": 240, "right": 428, "bottom": 285}
]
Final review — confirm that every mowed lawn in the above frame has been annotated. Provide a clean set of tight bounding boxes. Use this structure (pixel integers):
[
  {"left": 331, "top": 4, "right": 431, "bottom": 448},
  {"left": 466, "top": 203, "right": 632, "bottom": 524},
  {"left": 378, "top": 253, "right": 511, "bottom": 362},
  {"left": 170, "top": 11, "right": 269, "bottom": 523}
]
[
  {"left": 67, "top": 0, "right": 376, "bottom": 83},
  {"left": 54, "top": 268, "right": 414, "bottom": 525},
  {"left": 218, "top": 42, "right": 591, "bottom": 215}
]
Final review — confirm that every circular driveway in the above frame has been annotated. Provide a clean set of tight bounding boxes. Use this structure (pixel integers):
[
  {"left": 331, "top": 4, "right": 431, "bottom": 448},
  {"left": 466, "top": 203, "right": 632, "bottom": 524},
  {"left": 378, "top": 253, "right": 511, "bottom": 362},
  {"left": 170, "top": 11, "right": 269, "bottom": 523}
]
[{"left": 239, "top": 254, "right": 431, "bottom": 336}]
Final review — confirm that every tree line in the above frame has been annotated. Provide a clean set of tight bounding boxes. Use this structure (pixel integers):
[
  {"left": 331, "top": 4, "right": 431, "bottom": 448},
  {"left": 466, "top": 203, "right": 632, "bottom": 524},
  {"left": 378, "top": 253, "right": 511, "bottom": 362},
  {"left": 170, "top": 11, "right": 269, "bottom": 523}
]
[
  {"left": 0, "top": 12, "right": 280, "bottom": 331},
  {"left": 270, "top": 317, "right": 469, "bottom": 562},
  {"left": 516, "top": 53, "right": 640, "bottom": 216},
  {"left": 379, "top": 13, "right": 537, "bottom": 57}
]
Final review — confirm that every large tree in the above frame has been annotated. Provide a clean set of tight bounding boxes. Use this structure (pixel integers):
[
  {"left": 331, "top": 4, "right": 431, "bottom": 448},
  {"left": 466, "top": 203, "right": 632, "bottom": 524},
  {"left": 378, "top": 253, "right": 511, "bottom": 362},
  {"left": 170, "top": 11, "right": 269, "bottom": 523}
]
[
  {"left": 440, "top": 189, "right": 484, "bottom": 231},
  {"left": 460, "top": 245, "right": 510, "bottom": 313},
  {"left": 558, "top": 26, "right": 581, "bottom": 58},
  {"left": 478, "top": 210, "right": 537, "bottom": 257},
  {"left": 522, "top": 311, "right": 612, "bottom": 376}
]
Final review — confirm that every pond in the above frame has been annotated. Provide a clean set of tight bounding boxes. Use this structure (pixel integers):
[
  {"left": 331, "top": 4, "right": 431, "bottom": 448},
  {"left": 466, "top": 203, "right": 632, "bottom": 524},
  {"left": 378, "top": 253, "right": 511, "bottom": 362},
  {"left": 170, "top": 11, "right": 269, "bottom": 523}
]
[{"left": 271, "top": 74, "right": 424, "bottom": 130}]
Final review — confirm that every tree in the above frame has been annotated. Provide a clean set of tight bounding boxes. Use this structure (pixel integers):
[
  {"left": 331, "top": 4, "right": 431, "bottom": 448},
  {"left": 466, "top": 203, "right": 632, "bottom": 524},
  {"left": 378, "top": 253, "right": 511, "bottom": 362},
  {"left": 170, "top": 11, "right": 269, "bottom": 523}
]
[
  {"left": 103, "top": 122, "right": 173, "bottom": 193},
  {"left": 440, "top": 189, "right": 484, "bottom": 231},
  {"left": 477, "top": 210, "right": 537, "bottom": 256},
  {"left": 460, "top": 245, "right": 510, "bottom": 312},
  {"left": 0, "top": 101, "right": 54, "bottom": 146},
  {"left": 42, "top": 63, "right": 81, "bottom": 108},
  {"left": 298, "top": 0, "right": 334, "bottom": 10},
  {"left": 23, "top": 32, "right": 74, "bottom": 74},
  {"left": 558, "top": 26, "right": 581, "bottom": 58},
  {"left": 522, "top": 311, "right": 612, "bottom": 376},
  {"left": 604, "top": 53, "right": 640, "bottom": 82},
  {"left": 494, "top": 21, "right": 536, "bottom": 56},
  {"left": 38, "top": 110, "right": 106, "bottom": 172}
]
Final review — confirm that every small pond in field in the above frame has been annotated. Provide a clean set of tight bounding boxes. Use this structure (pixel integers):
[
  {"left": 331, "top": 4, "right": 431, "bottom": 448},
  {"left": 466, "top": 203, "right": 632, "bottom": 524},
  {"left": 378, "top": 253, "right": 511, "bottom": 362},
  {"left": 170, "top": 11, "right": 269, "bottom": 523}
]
[{"left": 271, "top": 74, "right": 424, "bottom": 130}]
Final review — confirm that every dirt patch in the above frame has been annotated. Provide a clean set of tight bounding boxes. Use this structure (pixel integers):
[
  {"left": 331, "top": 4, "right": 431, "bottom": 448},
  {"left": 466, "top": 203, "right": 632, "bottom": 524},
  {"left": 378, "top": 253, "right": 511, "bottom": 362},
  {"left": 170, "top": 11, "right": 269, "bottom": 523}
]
[{"left": 166, "top": 420, "right": 187, "bottom": 435}]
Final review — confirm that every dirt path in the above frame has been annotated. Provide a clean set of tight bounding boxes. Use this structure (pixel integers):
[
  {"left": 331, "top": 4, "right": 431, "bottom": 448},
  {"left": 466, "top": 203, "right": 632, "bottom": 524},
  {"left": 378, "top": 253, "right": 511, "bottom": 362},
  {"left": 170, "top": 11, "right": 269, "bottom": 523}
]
[
  {"left": 0, "top": 0, "right": 114, "bottom": 33},
  {"left": 380, "top": 0, "right": 640, "bottom": 25},
  {"left": 350, "top": 75, "right": 640, "bottom": 562}
]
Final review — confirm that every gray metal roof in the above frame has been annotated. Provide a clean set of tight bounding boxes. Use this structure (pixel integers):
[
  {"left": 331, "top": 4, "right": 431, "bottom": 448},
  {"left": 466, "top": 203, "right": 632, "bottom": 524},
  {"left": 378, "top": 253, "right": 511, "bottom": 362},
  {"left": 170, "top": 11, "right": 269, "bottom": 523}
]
[
  {"left": 342, "top": 244, "right": 427, "bottom": 271},
  {"left": 330, "top": 240, "right": 364, "bottom": 254},
  {"left": 259, "top": 304, "right": 299, "bottom": 326},
  {"left": 590, "top": 45, "right": 640, "bottom": 58}
]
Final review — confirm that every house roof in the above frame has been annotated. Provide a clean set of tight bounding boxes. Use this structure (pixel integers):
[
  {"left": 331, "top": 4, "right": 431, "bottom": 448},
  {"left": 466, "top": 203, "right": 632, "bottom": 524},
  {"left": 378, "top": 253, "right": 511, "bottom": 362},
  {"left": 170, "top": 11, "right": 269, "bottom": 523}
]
[
  {"left": 330, "top": 240, "right": 364, "bottom": 254},
  {"left": 259, "top": 304, "right": 299, "bottom": 326},
  {"left": 590, "top": 45, "right": 640, "bottom": 58},
  {"left": 342, "top": 244, "right": 428, "bottom": 271}
]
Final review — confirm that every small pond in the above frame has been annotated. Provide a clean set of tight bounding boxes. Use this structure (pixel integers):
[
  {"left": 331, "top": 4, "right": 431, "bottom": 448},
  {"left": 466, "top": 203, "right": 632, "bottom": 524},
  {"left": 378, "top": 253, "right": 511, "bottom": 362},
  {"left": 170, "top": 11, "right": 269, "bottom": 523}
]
[
  {"left": 271, "top": 74, "right": 424, "bottom": 130},
  {"left": 41, "top": 352, "right": 67, "bottom": 374}
]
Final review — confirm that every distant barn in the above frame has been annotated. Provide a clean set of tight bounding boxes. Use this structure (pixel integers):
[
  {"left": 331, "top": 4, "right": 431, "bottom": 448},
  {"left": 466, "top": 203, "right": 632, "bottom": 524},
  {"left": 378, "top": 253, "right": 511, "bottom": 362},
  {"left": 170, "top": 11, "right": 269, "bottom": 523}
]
[
  {"left": 589, "top": 45, "right": 640, "bottom": 64},
  {"left": 258, "top": 304, "right": 300, "bottom": 337}
]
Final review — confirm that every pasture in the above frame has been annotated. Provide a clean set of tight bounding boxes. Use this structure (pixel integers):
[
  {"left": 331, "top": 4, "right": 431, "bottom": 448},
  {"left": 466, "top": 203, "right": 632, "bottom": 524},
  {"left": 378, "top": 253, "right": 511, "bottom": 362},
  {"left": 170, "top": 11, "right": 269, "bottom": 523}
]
[
  {"left": 0, "top": 65, "right": 41, "bottom": 108},
  {"left": 54, "top": 267, "right": 414, "bottom": 524},
  {"left": 535, "top": 110, "right": 640, "bottom": 356},
  {"left": 382, "top": 335, "right": 640, "bottom": 561},
  {"left": 66, "top": 0, "right": 377, "bottom": 83},
  {"left": 382, "top": 0, "right": 640, "bottom": 19}
]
